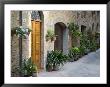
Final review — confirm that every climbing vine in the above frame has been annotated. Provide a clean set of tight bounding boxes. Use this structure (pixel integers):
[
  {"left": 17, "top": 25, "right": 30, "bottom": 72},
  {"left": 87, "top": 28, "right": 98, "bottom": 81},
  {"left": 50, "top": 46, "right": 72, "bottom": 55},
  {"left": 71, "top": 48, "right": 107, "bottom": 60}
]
[{"left": 67, "top": 22, "right": 81, "bottom": 38}]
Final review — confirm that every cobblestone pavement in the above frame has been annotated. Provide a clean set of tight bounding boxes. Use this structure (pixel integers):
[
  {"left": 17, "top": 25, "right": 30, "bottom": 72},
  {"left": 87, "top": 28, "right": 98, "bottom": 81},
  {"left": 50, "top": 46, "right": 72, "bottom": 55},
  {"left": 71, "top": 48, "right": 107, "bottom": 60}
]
[{"left": 38, "top": 49, "right": 100, "bottom": 77}]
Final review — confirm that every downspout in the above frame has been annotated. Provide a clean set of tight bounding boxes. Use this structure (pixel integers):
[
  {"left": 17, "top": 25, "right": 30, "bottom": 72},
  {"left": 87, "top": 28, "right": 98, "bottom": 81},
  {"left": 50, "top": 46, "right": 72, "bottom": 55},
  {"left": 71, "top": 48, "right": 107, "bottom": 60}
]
[{"left": 19, "top": 11, "right": 22, "bottom": 76}]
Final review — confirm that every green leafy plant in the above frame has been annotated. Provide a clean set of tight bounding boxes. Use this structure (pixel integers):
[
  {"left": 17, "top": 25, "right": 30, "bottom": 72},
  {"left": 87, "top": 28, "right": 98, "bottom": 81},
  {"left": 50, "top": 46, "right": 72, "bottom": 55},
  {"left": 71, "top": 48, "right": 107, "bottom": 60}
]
[
  {"left": 68, "top": 47, "right": 81, "bottom": 61},
  {"left": 21, "top": 57, "right": 37, "bottom": 77},
  {"left": 80, "top": 34, "right": 91, "bottom": 54},
  {"left": 13, "top": 26, "right": 32, "bottom": 39},
  {"left": 68, "top": 22, "right": 81, "bottom": 38},
  {"left": 80, "top": 30, "right": 100, "bottom": 54},
  {"left": 46, "top": 29, "right": 57, "bottom": 42},
  {"left": 46, "top": 50, "right": 69, "bottom": 71}
]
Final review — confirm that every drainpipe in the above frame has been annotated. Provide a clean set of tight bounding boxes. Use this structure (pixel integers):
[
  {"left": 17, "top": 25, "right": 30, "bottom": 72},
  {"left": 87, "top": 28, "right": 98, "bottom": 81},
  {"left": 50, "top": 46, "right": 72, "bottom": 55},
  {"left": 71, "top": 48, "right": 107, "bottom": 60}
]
[{"left": 19, "top": 11, "right": 22, "bottom": 76}]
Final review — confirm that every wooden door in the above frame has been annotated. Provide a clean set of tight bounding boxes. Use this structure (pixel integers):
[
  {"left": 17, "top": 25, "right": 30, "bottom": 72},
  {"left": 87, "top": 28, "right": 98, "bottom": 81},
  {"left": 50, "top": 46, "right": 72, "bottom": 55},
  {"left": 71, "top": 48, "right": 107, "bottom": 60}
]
[
  {"left": 54, "top": 24, "right": 63, "bottom": 51},
  {"left": 31, "top": 20, "right": 41, "bottom": 70}
]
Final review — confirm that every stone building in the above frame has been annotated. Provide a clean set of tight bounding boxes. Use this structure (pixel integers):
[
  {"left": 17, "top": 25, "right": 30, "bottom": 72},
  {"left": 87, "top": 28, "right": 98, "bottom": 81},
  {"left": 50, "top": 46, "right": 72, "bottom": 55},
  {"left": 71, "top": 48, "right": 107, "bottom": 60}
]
[{"left": 11, "top": 11, "right": 100, "bottom": 76}]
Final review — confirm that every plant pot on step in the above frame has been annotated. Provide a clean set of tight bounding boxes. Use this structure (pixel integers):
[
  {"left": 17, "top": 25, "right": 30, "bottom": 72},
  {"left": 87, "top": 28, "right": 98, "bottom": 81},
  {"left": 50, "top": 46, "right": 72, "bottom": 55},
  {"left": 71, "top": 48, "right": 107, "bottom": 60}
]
[
  {"left": 69, "top": 58, "right": 74, "bottom": 62},
  {"left": 32, "top": 72, "right": 37, "bottom": 77},
  {"left": 46, "top": 36, "right": 50, "bottom": 42},
  {"left": 74, "top": 56, "right": 79, "bottom": 61},
  {"left": 53, "top": 65, "right": 59, "bottom": 71},
  {"left": 46, "top": 64, "right": 53, "bottom": 72},
  {"left": 24, "top": 75, "right": 30, "bottom": 77},
  {"left": 23, "top": 70, "right": 30, "bottom": 77}
]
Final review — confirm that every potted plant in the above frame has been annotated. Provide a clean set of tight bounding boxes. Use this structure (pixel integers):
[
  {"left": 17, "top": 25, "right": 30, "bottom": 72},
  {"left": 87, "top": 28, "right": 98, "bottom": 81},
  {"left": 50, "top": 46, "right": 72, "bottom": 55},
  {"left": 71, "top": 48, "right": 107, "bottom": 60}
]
[
  {"left": 68, "top": 47, "right": 81, "bottom": 62},
  {"left": 32, "top": 64, "right": 37, "bottom": 77},
  {"left": 21, "top": 57, "right": 37, "bottom": 77},
  {"left": 46, "top": 50, "right": 69, "bottom": 71},
  {"left": 14, "top": 26, "right": 32, "bottom": 39},
  {"left": 46, "top": 51, "right": 53, "bottom": 72},
  {"left": 52, "top": 50, "right": 67, "bottom": 71},
  {"left": 46, "top": 29, "right": 57, "bottom": 42}
]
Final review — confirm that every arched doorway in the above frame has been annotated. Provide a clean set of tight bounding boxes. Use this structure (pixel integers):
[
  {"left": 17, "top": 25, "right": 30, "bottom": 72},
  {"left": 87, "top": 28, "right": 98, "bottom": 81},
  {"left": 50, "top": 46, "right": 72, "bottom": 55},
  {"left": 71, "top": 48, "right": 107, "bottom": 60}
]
[
  {"left": 54, "top": 22, "right": 68, "bottom": 54},
  {"left": 31, "top": 11, "right": 43, "bottom": 70}
]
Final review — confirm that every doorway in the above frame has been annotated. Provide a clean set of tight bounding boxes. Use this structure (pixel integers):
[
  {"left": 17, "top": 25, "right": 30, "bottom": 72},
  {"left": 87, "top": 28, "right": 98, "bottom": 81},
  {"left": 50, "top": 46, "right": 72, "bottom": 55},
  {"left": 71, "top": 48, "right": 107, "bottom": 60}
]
[
  {"left": 31, "top": 11, "right": 42, "bottom": 70},
  {"left": 54, "top": 22, "right": 67, "bottom": 53}
]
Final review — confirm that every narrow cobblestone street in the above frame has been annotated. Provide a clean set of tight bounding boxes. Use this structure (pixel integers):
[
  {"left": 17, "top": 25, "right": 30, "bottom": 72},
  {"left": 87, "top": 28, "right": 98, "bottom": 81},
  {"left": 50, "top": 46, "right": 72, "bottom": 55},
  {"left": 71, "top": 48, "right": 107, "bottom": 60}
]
[{"left": 38, "top": 49, "right": 100, "bottom": 77}]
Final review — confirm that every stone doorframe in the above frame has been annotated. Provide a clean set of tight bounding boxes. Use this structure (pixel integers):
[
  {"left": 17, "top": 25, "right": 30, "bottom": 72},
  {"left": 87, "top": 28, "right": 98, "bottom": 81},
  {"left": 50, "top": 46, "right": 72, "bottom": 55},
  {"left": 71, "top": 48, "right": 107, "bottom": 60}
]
[
  {"left": 30, "top": 11, "right": 44, "bottom": 70},
  {"left": 54, "top": 22, "right": 69, "bottom": 55}
]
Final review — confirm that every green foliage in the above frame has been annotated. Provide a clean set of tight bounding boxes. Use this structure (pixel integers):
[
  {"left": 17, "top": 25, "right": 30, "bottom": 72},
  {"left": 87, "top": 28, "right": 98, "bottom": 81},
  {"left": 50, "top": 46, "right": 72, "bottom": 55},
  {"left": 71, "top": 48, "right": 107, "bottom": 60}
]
[
  {"left": 80, "top": 34, "right": 90, "bottom": 52},
  {"left": 68, "top": 22, "right": 81, "bottom": 38},
  {"left": 21, "top": 57, "right": 37, "bottom": 76},
  {"left": 14, "top": 26, "right": 32, "bottom": 39},
  {"left": 46, "top": 29, "right": 56, "bottom": 41},
  {"left": 68, "top": 47, "right": 81, "bottom": 61},
  {"left": 46, "top": 50, "right": 69, "bottom": 71},
  {"left": 80, "top": 31, "right": 100, "bottom": 53}
]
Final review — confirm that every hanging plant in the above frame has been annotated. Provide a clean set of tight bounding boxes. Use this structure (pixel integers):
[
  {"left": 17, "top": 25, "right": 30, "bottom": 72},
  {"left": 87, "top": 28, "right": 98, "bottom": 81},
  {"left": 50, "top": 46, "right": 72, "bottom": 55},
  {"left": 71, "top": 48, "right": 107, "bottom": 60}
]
[
  {"left": 46, "top": 29, "right": 57, "bottom": 42},
  {"left": 14, "top": 26, "right": 32, "bottom": 39}
]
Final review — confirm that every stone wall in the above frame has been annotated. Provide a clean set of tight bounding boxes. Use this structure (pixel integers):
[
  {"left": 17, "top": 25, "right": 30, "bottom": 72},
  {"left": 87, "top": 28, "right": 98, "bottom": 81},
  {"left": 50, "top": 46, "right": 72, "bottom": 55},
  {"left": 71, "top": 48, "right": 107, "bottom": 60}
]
[
  {"left": 11, "top": 11, "right": 31, "bottom": 76},
  {"left": 43, "top": 11, "right": 100, "bottom": 70},
  {"left": 11, "top": 11, "right": 100, "bottom": 73},
  {"left": 22, "top": 11, "right": 31, "bottom": 59},
  {"left": 74, "top": 11, "right": 100, "bottom": 33},
  {"left": 11, "top": 11, "right": 20, "bottom": 76},
  {"left": 43, "top": 11, "right": 76, "bottom": 69}
]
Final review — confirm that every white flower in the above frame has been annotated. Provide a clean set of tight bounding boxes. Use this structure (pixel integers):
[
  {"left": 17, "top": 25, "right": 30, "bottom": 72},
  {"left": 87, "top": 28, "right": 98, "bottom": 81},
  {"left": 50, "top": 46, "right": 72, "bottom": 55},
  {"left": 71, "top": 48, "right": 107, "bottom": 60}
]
[
  {"left": 25, "top": 28, "right": 28, "bottom": 33},
  {"left": 21, "top": 28, "right": 25, "bottom": 32},
  {"left": 19, "top": 26, "right": 23, "bottom": 29}
]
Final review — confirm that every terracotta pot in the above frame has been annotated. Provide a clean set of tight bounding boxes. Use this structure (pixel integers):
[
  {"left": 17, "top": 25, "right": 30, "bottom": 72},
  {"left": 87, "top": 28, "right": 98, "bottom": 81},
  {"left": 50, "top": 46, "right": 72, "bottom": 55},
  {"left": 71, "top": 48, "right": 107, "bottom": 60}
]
[
  {"left": 51, "top": 37, "right": 56, "bottom": 41},
  {"left": 32, "top": 72, "right": 37, "bottom": 77},
  {"left": 46, "top": 36, "right": 50, "bottom": 41},
  {"left": 53, "top": 65, "right": 59, "bottom": 71},
  {"left": 46, "top": 65, "right": 53, "bottom": 72}
]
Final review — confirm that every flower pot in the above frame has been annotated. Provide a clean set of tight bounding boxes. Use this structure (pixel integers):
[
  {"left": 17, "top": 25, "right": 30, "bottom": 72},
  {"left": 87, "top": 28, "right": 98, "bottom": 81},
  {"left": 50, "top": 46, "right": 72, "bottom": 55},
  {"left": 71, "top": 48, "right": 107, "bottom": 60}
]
[
  {"left": 46, "top": 65, "right": 53, "bottom": 72},
  {"left": 74, "top": 56, "right": 79, "bottom": 61},
  {"left": 46, "top": 36, "right": 50, "bottom": 41},
  {"left": 53, "top": 65, "right": 59, "bottom": 71},
  {"left": 23, "top": 74, "right": 31, "bottom": 77},
  {"left": 51, "top": 36, "right": 56, "bottom": 42},
  {"left": 32, "top": 72, "right": 37, "bottom": 77},
  {"left": 69, "top": 58, "right": 74, "bottom": 62}
]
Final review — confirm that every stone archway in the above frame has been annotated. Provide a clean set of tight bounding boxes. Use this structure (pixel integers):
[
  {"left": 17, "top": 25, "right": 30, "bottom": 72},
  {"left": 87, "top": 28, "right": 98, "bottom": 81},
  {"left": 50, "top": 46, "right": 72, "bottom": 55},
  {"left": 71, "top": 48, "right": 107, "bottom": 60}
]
[{"left": 54, "top": 22, "right": 68, "bottom": 54}]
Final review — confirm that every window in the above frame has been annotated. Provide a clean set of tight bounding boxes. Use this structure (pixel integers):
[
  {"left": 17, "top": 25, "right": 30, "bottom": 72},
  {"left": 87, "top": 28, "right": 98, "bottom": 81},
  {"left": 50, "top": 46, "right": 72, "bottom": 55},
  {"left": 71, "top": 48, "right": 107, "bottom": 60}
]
[
  {"left": 31, "top": 11, "right": 41, "bottom": 20},
  {"left": 81, "top": 25, "right": 86, "bottom": 34}
]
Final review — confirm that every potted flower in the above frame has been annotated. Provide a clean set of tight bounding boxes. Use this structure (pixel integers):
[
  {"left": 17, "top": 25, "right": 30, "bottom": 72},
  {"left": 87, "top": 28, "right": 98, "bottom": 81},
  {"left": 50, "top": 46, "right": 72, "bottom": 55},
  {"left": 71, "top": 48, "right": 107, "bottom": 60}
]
[
  {"left": 51, "top": 35, "right": 58, "bottom": 42},
  {"left": 15, "top": 26, "right": 32, "bottom": 39}
]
